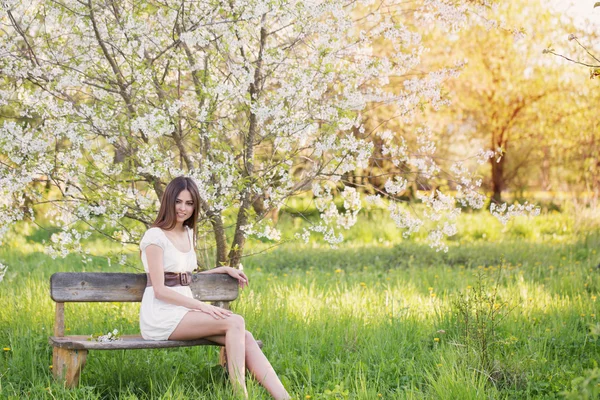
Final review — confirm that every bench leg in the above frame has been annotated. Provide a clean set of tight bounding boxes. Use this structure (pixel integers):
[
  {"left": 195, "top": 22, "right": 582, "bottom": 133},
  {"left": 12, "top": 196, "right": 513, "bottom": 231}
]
[{"left": 52, "top": 347, "right": 87, "bottom": 388}]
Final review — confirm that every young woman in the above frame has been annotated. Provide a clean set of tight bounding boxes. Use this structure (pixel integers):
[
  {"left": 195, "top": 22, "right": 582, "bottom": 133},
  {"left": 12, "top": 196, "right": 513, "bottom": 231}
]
[{"left": 139, "top": 176, "right": 290, "bottom": 399}]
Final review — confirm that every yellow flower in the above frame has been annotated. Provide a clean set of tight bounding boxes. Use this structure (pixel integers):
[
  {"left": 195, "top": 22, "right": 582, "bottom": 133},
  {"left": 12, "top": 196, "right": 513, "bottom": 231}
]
[
  {"left": 283, "top": 273, "right": 288, "bottom": 277},
  {"left": 305, "top": 396, "right": 311, "bottom": 399},
  {"left": 466, "top": 285, "right": 472, "bottom": 289},
  {"left": 437, "top": 363, "right": 443, "bottom": 367},
  {"left": 335, "top": 269, "right": 343, "bottom": 273},
  {"left": 592, "top": 296, "right": 597, "bottom": 301},
  {"left": 428, "top": 287, "right": 433, "bottom": 291},
  {"left": 433, "top": 338, "right": 440, "bottom": 342},
  {"left": 360, "top": 282, "right": 367, "bottom": 287},
  {"left": 430, "top": 293, "right": 436, "bottom": 298},
  {"left": 378, "top": 394, "right": 383, "bottom": 398},
  {"left": 3, "top": 347, "right": 10, "bottom": 351}
]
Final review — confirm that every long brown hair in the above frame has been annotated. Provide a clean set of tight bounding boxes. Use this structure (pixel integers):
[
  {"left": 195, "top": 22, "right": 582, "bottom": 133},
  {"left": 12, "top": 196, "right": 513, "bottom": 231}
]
[{"left": 152, "top": 176, "right": 200, "bottom": 247}]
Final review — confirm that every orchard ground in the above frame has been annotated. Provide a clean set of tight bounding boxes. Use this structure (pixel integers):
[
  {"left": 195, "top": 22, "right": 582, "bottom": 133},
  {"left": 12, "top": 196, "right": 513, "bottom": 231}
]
[{"left": 1, "top": 208, "right": 599, "bottom": 399}]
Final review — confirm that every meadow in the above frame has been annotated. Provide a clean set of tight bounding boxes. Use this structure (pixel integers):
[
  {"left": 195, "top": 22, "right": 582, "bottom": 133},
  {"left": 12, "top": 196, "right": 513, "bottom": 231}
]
[{"left": 1, "top": 208, "right": 599, "bottom": 399}]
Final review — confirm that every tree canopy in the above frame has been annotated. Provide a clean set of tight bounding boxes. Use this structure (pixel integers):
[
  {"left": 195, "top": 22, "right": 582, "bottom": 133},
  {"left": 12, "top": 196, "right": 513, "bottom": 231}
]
[{"left": 1, "top": 0, "right": 542, "bottom": 264}]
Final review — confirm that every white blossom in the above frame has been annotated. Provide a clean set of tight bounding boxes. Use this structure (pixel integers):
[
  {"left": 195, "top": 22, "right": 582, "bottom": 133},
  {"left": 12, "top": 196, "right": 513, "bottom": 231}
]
[{"left": 490, "top": 202, "right": 540, "bottom": 225}]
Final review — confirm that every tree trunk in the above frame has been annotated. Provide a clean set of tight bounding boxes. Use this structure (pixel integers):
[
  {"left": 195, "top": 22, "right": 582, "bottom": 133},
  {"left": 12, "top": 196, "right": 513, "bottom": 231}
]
[
  {"left": 228, "top": 16, "right": 267, "bottom": 268},
  {"left": 490, "top": 155, "right": 505, "bottom": 204}
]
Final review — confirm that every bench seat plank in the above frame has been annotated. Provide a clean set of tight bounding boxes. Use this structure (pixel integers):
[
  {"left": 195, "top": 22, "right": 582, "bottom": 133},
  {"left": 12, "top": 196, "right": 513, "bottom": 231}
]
[
  {"left": 50, "top": 273, "right": 239, "bottom": 302},
  {"left": 49, "top": 335, "right": 220, "bottom": 350}
]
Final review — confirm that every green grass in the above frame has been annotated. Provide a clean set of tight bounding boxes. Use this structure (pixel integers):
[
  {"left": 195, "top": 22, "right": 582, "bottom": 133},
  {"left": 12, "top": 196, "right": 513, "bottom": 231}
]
[{"left": 1, "top": 210, "right": 600, "bottom": 399}]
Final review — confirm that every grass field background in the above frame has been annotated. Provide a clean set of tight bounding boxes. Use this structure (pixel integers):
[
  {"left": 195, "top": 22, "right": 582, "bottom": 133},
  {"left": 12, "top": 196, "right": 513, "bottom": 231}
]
[{"left": 1, "top": 208, "right": 599, "bottom": 399}]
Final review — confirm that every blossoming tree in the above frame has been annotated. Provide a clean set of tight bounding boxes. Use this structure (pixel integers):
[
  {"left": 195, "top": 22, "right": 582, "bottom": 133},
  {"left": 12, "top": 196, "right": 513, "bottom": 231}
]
[{"left": 0, "top": 0, "right": 538, "bottom": 266}]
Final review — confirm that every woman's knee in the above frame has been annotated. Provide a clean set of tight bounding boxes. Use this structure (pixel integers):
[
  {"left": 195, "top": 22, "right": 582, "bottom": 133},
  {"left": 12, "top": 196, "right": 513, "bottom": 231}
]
[
  {"left": 225, "top": 314, "right": 245, "bottom": 332},
  {"left": 244, "top": 330, "right": 255, "bottom": 344}
]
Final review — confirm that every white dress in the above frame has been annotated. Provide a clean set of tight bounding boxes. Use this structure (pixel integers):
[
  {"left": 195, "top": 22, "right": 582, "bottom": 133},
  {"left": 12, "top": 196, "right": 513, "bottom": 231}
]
[{"left": 139, "top": 226, "right": 197, "bottom": 340}]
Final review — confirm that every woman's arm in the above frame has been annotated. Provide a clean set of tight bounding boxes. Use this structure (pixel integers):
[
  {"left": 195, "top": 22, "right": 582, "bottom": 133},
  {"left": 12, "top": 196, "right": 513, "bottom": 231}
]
[
  {"left": 199, "top": 266, "right": 249, "bottom": 289},
  {"left": 146, "top": 245, "right": 231, "bottom": 319}
]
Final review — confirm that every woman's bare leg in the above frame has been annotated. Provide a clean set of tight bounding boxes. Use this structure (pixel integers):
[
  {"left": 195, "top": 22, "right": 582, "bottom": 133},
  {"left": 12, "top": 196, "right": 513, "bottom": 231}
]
[
  {"left": 206, "top": 332, "right": 290, "bottom": 400},
  {"left": 244, "top": 331, "right": 290, "bottom": 400},
  {"left": 169, "top": 311, "right": 247, "bottom": 397}
]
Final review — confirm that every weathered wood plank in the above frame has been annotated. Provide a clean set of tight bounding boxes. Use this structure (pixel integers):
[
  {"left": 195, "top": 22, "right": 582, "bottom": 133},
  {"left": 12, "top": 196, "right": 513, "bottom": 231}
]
[
  {"left": 49, "top": 335, "right": 221, "bottom": 350},
  {"left": 53, "top": 347, "right": 87, "bottom": 388},
  {"left": 50, "top": 273, "right": 238, "bottom": 302},
  {"left": 55, "top": 302, "right": 65, "bottom": 337},
  {"left": 49, "top": 335, "right": 263, "bottom": 351},
  {"left": 189, "top": 274, "right": 239, "bottom": 302}
]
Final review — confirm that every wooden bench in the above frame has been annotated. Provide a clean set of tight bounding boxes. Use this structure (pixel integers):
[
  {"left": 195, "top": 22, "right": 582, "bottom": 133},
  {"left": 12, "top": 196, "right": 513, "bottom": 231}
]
[{"left": 49, "top": 272, "right": 239, "bottom": 387}]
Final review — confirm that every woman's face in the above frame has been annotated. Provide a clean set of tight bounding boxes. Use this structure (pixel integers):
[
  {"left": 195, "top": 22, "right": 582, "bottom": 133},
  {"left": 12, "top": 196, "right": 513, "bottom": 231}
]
[{"left": 175, "top": 189, "right": 194, "bottom": 223}]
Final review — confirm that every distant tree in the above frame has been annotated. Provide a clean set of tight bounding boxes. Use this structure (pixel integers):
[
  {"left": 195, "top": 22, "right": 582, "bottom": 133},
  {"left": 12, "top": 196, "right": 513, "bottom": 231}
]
[{"left": 418, "top": 0, "right": 585, "bottom": 203}]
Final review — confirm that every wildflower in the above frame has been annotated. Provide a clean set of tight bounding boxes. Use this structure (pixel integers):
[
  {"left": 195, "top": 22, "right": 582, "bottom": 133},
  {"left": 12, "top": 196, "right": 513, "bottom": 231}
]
[
  {"left": 466, "top": 285, "right": 472, "bottom": 290},
  {"left": 430, "top": 293, "right": 436, "bottom": 298},
  {"left": 335, "top": 269, "right": 343, "bottom": 273},
  {"left": 3, "top": 347, "right": 10, "bottom": 351},
  {"left": 49, "top": 365, "right": 53, "bottom": 370},
  {"left": 428, "top": 287, "right": 433, "bottom": 291},
  {"left": 378, "top": 394, "right": 382, "bottom": 398},
  {"left": 592, "top": 296, "right": 597, "bottom": 301},
  {"left": 360, "top": 282, "right": 367, "bottom": 287},
  {"left": 305, "top": 396, "right": 311, "bottom": 399},
  {"left": 437, "top": 363, "right": 443, "bottom": 367},
  {"left": 434, "top": 337, "right": 440, "bottom": 342}
]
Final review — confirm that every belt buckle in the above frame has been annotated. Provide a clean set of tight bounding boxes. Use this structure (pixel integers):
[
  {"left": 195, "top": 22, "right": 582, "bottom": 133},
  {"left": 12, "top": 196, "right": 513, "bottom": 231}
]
[{"left": 180, "top": 272, "right": 190, "bottom": 286}]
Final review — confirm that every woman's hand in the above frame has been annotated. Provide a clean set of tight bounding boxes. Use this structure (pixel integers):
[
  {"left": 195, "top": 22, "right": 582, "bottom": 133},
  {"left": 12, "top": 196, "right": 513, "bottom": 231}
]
[
  {"left": 222, "top": 266, "right": 249, "bottom": 289},
  {"left": 195, "top": 302, "right": 233, "bottom": 319}
]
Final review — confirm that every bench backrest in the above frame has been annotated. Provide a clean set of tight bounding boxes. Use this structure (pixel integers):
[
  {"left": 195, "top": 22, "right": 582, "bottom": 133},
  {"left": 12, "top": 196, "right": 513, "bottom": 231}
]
[
  {"left": 50, "top": 272, "right": 239, "bottom": 302},
  {"left": 50, "top": 272, "right": 239, "bottom": 337}
]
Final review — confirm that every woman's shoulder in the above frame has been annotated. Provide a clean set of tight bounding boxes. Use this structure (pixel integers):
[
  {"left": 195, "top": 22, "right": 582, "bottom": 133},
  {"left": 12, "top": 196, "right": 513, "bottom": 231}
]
[
  {"left": 142, "top": 226, "right": 164, "bottom": 238},
  {"left": 140, "top": 227, "right": 166, "bottom": 249}
]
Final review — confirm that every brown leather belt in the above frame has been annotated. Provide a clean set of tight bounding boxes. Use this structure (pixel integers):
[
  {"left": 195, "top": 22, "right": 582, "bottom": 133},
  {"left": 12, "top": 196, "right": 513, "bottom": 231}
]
[{"left": 146, "top": 272, "right": 192, "bottom": 287}]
